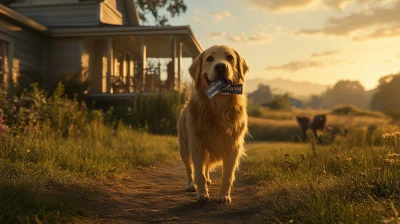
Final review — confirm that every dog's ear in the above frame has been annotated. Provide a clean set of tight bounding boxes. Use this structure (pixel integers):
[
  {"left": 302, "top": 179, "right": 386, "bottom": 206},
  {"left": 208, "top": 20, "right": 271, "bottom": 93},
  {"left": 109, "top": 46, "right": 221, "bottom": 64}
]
[
  {"left": 189, "top": 52, "right": 204, "bottom": 86},
  {"left": 233, "top": 49, "right": 249, "bottom": 82}
]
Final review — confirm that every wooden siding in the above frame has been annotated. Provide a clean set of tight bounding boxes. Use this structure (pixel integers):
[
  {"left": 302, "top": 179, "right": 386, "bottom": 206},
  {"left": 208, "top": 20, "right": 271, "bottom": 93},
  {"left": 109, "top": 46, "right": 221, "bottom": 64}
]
[
  {"left": 48, "top": 38, "right": 83, "bottom": 86},
  {"left": 0, "top": 18, "right": 46, "bottom": 85},
  {"left": 100, "top": 1, "right": 123, "bottom": 25},
  {"left": 116, "top": 0, "right": 129, "bottom": 25},
  {"left": 82, "top": 38, "right": 106, "bottom": 93},
  {"left": 12, "top": 3, "right": 100, "bottom": 26}
]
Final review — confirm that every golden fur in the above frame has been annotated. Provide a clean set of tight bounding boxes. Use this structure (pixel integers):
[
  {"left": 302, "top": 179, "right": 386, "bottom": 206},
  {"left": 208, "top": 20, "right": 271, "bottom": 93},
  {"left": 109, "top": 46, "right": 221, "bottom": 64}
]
[{"left": 177, "top": 45, "right": 249, "bottom": 204}]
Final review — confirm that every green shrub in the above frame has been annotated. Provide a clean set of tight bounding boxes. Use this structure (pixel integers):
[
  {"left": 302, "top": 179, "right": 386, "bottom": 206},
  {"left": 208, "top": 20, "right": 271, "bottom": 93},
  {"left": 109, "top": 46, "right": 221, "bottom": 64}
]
[
  {"left": 247, "top": 104, "right": 262, "bottom": 117},
  {"left": 111, "top": 91, "right": 187, "bottom": 135},
  {"left": 264, "top": 93, "right": 291, "bottom": 111}
]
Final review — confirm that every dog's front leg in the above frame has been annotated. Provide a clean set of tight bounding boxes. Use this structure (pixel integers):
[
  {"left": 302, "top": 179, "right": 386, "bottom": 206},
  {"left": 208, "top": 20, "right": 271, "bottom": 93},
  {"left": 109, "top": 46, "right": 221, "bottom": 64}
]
[
  {"left": 192, "top": 149, "right": 209, "bottom": 203},
  {"left": 218, "top": 150, "right": 240, "bottom": 204}
]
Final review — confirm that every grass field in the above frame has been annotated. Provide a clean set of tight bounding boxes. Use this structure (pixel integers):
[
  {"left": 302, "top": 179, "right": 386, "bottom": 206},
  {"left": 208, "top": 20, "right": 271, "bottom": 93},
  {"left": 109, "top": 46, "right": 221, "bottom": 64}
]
[
  {"left": 247, "top": 106, "right": 395, "bottom": 144},
  {"left": 2, "top": 85, "right": 400, "bottom": 223},
  {"left": 243, "top": 141, "right": 400, "bottom": 223},
  {"left": 0, "top": 124, "right": 179, "bottom": 223}
]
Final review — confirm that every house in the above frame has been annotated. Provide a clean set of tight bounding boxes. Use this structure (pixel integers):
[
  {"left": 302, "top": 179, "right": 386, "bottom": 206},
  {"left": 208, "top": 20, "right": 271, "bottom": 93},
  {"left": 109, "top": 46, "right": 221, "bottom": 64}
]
[
  {"left": 289, "top": 97, "right": 305, "bottom": 109},
  {"left": 0, "top": 0, "right": 203, "bottom": 98}
]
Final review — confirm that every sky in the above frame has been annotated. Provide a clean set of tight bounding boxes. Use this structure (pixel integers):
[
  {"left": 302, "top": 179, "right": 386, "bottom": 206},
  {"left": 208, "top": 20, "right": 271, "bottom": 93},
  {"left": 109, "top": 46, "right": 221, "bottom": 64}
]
[{"left": 164, "top": 0, "right": 400, "bottom": 90}]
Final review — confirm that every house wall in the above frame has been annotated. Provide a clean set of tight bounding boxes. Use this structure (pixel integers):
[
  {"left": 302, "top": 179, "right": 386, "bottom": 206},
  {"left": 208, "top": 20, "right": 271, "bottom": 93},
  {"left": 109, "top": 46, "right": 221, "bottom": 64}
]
[
  {"left": 0, "top": 18, "right": 46, "bottom": 86},
  {"left": 82, "top": 38, "right": 107, "bottom": 93},
  {"left": 48, "top": 38, "right": 83, "bottom": 87},
  {"left": 11, "top": 2, "right": 101, "bottom": 26},
  {"left": 100, "top": 1, "right": 123, "bottom": 25},
  {"left": 116, "top": 0, "right": 130, "bottom": 25},
  {"left": 11, "top": 0, "right": 129, "bottom": 27}
]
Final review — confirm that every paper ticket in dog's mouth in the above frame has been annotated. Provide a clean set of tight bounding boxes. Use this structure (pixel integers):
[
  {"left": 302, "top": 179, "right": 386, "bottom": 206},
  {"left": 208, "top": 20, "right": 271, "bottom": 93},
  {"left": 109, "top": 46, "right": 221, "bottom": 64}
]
[{"left": 205, "top": 77, "right": 243, "bottom": 99}]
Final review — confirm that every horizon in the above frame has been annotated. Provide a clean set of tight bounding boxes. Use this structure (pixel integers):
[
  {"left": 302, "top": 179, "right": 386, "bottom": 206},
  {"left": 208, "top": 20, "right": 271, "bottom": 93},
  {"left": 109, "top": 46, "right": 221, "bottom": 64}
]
[{"left": 165, "top": 0, "right": 400, "bottom": 91}]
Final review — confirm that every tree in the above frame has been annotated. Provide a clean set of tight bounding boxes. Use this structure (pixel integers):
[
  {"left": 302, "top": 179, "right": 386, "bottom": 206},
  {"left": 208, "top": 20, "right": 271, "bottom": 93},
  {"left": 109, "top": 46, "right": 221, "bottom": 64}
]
[
  {"left": 136, "top": 0, "right": 187, "bottom": 26},
  {"left": 247, "top": 84, "right": 273, "bottom": 105},
  {"left": 264, "top": 93, "right": 291, "bottom": 111},
  {"left": 371, "top": 74, "right": 400, "bottom": 119},
  {"left": 322, "top": 80, "right": 370, "bottom": 109},
  {"left": 307, "top": 94, "right": 324, "bottom": 109}
]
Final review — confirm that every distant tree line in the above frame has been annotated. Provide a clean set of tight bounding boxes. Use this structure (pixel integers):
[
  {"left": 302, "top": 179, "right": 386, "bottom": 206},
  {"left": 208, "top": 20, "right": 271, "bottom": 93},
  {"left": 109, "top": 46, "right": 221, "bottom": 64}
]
[{"left": 248, "top": 72, "right": 400, "bottom": 119}]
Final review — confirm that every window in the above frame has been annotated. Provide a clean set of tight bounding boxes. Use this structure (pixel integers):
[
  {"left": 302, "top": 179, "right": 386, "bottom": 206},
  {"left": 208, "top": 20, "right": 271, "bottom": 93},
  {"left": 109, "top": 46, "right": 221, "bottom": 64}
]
[
  {"left": 0, "top": 40, "right": 8, "bottom": 86},
  {"left": 112, "top": 46, "right": 133, "bottom": 93}
]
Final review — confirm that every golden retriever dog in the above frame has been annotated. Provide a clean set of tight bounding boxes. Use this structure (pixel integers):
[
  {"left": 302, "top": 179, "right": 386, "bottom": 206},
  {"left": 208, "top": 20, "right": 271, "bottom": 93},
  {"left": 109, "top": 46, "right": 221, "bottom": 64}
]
[{"left": 177, "top": 45, "right": 249, "bottom": 204}]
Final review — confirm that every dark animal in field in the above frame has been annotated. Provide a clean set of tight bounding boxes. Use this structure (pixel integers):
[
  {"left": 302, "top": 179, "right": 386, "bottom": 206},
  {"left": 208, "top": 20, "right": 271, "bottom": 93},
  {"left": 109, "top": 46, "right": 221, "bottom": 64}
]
[
  {"left": 296, "top": 116, "right": 311, "bottom": 142},
  {"left": 296, "top": 114, "right": 327, "bottom": 143}
]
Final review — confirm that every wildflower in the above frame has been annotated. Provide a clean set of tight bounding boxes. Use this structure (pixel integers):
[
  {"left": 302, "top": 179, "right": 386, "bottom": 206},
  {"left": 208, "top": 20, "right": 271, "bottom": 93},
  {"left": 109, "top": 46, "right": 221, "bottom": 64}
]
[
  {"left": 0, "top": 117, "right": 9, "bottom": 134},
  {"left": 383, "top": 159, "right": 395, "bottom": 164},
  {"left": 393, "top": 132, "right": 400, "bottom": 138},
  {"left": 383, "top": 133, "right": 393, "bottom": 139},
  {"left": 26, "top": 149, "right": 30, "bottom": 153},
  {"left": 346, "top": 157, "right": 352, "bottom": 162},
  {"left": 375, "top": 167, "right": 382, "bottom": 171},
  {"left": 388, "top": 153, "right": 400, "bottom": 157}
]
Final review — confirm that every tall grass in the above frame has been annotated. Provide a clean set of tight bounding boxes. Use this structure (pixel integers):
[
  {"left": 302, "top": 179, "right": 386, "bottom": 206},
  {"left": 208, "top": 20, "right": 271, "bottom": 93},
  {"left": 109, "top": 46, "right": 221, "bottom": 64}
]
[
  {"left": 248, "top": 113, "right": 393, "bottom": 144},
  {"left": 96, "top": 91, "right": 187, "bottom": 135},
  {"left": 243, "top": 140, "right": 400, "bottom": 223},
  {"left": 0, "top": 84, "right": 179, "bottom": 223}
]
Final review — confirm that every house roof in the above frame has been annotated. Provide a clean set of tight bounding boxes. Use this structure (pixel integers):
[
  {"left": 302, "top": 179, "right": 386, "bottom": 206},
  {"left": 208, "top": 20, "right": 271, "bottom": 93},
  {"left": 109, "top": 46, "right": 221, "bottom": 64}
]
[
  {"left": 125, "top": 0, "right": 140, "bottom": 26},
  {"left": 0, "top": 4, "right": 49, "bottom": 35},
  {"left": 0, "top": 3, "right": 203, "bottom": 57},
  {"left": 51, "top": 25, "right": 203, "bottom": 57}
]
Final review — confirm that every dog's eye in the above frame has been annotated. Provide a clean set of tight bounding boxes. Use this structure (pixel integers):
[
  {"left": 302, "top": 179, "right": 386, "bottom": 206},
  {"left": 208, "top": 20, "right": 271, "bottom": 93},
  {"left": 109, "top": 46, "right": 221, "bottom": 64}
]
[
  {"left": 227, "top": 55, "right": 234, "bottom": 61},
  {"left": 206, "top": 56, "right": 214, "bottom": 62}
]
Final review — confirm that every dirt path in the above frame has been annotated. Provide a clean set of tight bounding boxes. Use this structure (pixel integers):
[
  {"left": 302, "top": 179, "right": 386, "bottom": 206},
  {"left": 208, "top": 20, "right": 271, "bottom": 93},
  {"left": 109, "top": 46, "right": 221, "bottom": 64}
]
[{"left": 95, "top": 159, "right": 263, "bottom": 224}]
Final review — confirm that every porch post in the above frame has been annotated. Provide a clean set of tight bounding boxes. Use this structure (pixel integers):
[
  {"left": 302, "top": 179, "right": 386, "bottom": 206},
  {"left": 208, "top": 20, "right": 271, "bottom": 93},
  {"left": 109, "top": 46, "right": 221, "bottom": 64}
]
[
  {"left": 177, "top": 41, "right": 182, "bottom": 93},
  {"left": 140, "top": 36, "right": 146, "bottom": 92},
  {"left": 106, "top": 37, "right": 113, "bottom": 93},
  {"left": 170, "top": 36, "right": 176, "bottom": 91}
]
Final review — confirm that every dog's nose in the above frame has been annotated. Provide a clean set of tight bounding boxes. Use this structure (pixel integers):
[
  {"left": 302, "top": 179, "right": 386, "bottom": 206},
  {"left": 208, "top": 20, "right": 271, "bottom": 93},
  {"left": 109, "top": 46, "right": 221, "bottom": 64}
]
[{"left": 214, "top": 63, "right": 227, "bottom": 73}]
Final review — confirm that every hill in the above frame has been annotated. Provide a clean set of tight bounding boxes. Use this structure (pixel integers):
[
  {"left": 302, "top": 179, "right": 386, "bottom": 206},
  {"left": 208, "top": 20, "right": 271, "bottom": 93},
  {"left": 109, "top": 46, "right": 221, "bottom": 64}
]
[{"left": 246, "top": 77, "right": 329, "bottom": 98}]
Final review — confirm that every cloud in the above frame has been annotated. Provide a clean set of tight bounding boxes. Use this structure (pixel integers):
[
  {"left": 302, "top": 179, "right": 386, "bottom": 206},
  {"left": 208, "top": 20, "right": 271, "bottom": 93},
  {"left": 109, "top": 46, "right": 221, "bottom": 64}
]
[
  {"left": 209, "top": 32, "right": 273, "bottom": 45},
  {"left": 266, "top": 51, "right": 350, "bottom": 72},
  {"left": 246, "top": 0, "right": 315, "bottom": 12},
  {"left": 209, "top": 23, "right": 284, "bottom": 45},
  {"left": 212, "top": 10, "right": 234, "bottom": 21},
  {"left": 323, "top": 0, "right": 373, "bottom": 10},
  {"left": 246, "top": 0, "right": 392, "bottom": 12},
  {"left": 311, "top": 51, "right": 341, "bottom": 57},
  {"left": 266, "top": 60, "right": 345, "bottom": 72},
  {"left": 298, "top": 1, "right": 400, "bottom": 41},
  {"left": 191, "top": 16, "right": 201, "bottom": 23}
]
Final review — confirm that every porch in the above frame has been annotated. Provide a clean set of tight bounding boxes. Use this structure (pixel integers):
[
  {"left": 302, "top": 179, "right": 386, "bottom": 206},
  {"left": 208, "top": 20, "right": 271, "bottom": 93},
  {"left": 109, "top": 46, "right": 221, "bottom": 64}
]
[{"left": 52, "top": 25, "right": 203, "bottom": 97}]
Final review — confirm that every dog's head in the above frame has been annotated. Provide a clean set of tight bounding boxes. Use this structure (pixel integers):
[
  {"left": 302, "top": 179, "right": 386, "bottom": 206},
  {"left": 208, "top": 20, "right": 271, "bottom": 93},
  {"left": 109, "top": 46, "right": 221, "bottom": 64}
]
[{"left": 189, "top": 45, "right": 249, "bottom": 90}]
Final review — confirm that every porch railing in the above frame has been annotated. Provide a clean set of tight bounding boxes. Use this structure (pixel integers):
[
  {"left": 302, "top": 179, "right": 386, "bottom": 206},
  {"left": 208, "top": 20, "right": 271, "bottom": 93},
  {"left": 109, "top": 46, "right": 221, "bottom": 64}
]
[{"left": 110, "top": 67, "right": 171, "bottom": 93}]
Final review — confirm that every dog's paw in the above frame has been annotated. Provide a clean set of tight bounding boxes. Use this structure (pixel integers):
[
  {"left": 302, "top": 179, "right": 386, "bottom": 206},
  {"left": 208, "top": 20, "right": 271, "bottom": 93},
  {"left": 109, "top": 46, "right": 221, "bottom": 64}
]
[
  {"left": 218, "top": 196, "right": 231, "bottom": 204},
  {"left": 186, "top": 185, "right": 197, "bottom": 192},
  {"left": 206, "top": 179, "right": 212, "bottom": 186},
  {"left": 196, "top": 194, "right": 210, "bottom": 204}
]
